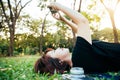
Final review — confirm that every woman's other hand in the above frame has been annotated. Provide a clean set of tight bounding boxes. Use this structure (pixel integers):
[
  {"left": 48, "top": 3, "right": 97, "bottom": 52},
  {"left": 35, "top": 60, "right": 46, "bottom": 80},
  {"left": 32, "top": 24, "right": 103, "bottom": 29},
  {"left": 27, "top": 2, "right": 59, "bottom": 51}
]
[{"left": 52, "top": 12, "right": 64, "bottom": 21}]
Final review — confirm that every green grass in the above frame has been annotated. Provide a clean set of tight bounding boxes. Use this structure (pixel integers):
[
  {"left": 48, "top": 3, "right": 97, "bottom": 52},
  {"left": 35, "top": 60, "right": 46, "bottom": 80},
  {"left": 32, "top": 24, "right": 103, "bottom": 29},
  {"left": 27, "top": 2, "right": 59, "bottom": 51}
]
[
  {"left": 0, "top": 55, "right": 61, "bottom": 80},
  {"left": 0, "top": 55, "right": 120, "bottom": 80}
]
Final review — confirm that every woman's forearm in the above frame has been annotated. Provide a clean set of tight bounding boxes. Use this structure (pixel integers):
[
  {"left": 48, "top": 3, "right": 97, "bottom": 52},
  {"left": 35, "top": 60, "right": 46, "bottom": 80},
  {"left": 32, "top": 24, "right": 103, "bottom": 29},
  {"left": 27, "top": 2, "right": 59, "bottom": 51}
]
[
  {"left": 55, "top": 3, "right": 88, "bottom": 25},
  {"left": 61, "top": 17, "right": 77, "bottom": 33}
]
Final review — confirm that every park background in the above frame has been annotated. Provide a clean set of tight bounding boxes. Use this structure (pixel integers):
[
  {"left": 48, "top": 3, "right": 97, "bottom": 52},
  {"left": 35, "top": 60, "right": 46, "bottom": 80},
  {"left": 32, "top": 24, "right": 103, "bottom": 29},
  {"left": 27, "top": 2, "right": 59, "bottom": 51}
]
[{"left": 0, "top": 0, "right": 120, "bottom": 80}]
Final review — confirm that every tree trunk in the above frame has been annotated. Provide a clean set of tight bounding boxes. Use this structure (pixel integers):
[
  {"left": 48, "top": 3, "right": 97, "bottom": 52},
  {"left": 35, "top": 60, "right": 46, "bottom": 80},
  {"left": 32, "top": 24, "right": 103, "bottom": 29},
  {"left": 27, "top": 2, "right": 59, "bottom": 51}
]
[
  {"left": 8, "top": 24, "right": 15, "bottom": 56},
  {"left": 40, "top": 35, "right": 43, "bottom": 55},
  {"left": 109, "top": 11, "right": 119, "bottom": 43},
  {"left": 40, "top": 18, "right": 45, "bottom": 55},
  {"left": 100, "top": 0, "right": 119, "bottom": 43},
  {"left": 39, "top": 12, "right": 49, "bottom": 55},
  {"left": 78, "top": 0, "right": 82, "bottom": 12}
]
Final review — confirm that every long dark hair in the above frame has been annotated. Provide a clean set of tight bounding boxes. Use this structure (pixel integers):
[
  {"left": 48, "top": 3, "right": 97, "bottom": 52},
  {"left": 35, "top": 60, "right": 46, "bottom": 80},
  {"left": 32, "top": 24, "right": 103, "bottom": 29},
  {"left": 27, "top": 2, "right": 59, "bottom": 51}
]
[{"left": 34, "top": 55, "right": 71, "bottom": 75}]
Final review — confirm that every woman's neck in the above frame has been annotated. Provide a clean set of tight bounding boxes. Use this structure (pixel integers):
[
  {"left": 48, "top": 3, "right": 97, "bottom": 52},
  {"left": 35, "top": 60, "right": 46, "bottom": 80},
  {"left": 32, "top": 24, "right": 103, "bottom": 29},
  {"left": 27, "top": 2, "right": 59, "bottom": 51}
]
[{"left": 63, "top": 54, "right": 73, "bottom": 67}]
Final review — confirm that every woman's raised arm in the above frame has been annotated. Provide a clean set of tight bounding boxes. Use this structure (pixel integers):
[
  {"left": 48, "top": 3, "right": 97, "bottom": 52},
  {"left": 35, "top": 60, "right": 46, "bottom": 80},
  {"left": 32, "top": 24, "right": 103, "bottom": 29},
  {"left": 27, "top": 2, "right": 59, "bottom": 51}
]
[
  {"left": 48, "top": 2, "right": 92, "bottom": 44},
  {"left": 48, "top": 2, "right": 88, "bottom": 25},
  {"left": 52, "top": 12, "right": 77, "bottom": 33}
]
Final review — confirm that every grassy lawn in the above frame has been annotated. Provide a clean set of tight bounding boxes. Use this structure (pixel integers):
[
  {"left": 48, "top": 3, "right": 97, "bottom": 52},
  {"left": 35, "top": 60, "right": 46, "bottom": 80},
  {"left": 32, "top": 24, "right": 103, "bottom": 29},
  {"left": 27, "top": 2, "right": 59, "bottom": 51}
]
[
  {"left": 0, "top": 55, "right": 62, "bottom": 80},
  {"left": 0, "top": 55, "right": 120, "bottom": 80}
]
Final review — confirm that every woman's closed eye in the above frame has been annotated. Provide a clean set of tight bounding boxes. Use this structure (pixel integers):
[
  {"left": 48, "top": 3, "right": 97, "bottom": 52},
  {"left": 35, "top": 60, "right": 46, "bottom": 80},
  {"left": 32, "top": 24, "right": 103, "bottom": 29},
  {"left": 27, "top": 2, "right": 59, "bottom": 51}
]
[{"left": 46, "top": 50, "right": 55, "bottom": 56}]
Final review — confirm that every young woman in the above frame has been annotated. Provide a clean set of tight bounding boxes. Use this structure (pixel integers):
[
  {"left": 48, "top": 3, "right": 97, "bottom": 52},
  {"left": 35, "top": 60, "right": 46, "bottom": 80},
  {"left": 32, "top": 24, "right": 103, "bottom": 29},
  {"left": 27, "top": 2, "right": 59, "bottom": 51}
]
[{"left": 34, "top": 2, "right": 120, "bottom": 75}]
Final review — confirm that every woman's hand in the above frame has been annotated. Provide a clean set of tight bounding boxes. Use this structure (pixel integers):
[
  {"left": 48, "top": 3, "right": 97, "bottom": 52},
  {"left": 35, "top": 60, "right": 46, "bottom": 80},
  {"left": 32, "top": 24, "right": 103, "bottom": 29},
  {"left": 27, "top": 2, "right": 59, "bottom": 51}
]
[
  {"left": 52, "top": 12, "right": 64, "bottom": 21},
  {"left": 48, "top": 2, "right": 65, "bottom": 21}
]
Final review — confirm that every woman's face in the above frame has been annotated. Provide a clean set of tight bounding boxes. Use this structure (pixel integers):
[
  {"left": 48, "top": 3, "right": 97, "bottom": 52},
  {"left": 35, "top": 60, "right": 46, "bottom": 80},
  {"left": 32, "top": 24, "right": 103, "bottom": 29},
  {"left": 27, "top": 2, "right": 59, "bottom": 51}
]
[
  {"left": 46, "top": 48, "right": 72, "bottom": 67},
  {"left": 46, "top": 48, "right": 71, "bottom": 61}
]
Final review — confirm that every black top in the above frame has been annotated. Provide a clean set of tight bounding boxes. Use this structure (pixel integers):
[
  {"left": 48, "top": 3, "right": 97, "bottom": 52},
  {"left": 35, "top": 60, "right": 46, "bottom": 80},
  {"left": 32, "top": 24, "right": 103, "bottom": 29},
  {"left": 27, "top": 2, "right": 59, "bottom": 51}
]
[{"left": 72, "top": 37, "right": 120, "bottom": 74}]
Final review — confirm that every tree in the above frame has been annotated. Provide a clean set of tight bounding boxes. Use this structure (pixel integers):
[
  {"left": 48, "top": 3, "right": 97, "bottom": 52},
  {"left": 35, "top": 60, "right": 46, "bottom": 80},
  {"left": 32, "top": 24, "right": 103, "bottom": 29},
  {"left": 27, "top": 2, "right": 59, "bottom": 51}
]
[
  {"left": 100, "top": 0, "right": 119, "bottom": 43},
  {"left": 39, "top": 12, "right": 49, "bottom": 54},
  {"left": 0, "top": 0, "right": 32, "bottom": 56},
  {"left": 38, "top": 0, "right": 56, "bottom": 54}
]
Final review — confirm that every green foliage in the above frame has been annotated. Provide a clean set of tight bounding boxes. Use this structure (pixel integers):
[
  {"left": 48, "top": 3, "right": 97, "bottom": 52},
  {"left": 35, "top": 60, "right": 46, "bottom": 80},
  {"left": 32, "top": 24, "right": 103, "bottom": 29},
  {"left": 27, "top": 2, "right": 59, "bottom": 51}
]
[
  {"left": 0, "top": 39, "right": 9, "bottom": 56},
  {"left": 1, "top": 27, "right": 119, "bottom": 56},
  {"left": 92, "top": 28, "right": 120, "bottom": 42},
  {"left": 38, "top": 0, "right": 50, "bottom": 11},
  {"left": 0, "top": 56, "right": 62, "bottom": 80}
]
